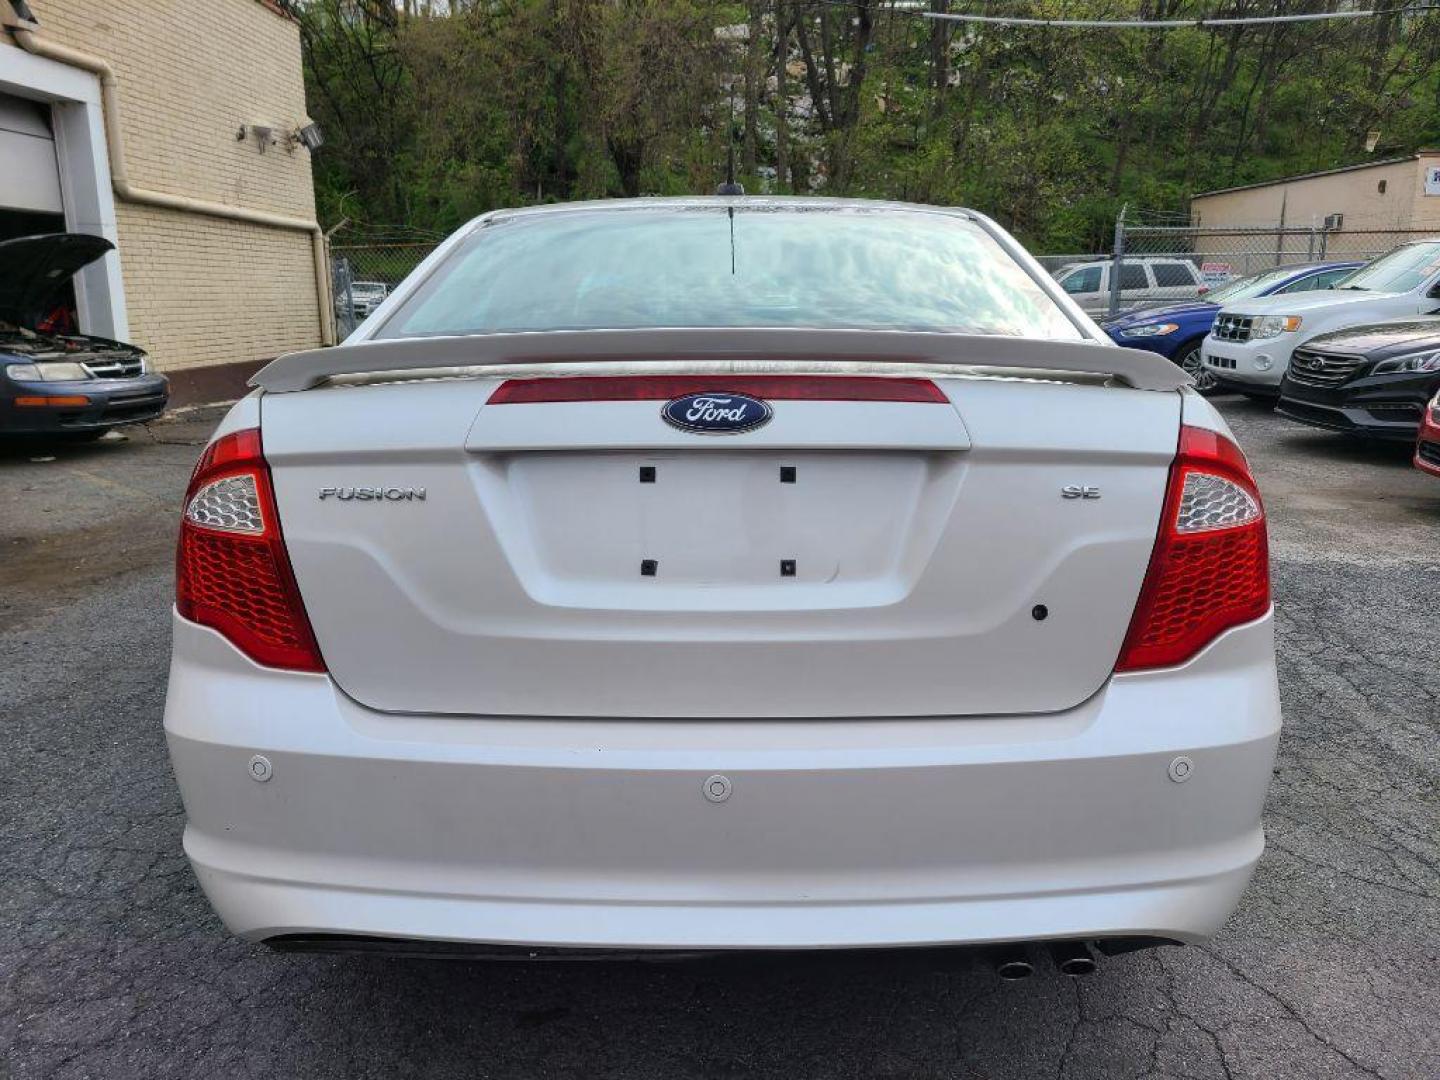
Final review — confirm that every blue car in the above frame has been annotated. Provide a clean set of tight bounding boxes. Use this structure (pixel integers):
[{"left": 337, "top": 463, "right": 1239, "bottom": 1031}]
[{"left": 1101, "top": 261, "right": 1362, "bottom": 390}]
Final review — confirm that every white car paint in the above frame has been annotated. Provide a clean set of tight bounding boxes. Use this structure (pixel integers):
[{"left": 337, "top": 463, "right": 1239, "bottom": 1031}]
[
  {"left": 259, "top": 376, "right": 1177, "bottom": 719},
  {"left": 167, "top": 609, "right": 1277, "bottom": 948},
  {"left": 164, "top": 200, "right": 1279, "bottom": 958}
]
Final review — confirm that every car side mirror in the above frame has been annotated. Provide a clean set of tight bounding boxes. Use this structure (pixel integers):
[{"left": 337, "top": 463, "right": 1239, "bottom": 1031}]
[{"left": 1428, "top": 281, "right": 1440, "bottom": 299}]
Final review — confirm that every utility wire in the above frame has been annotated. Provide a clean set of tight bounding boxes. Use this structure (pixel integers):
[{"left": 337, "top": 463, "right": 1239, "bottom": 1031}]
[{"left": 919, "top": 6, "right": 1437, "bottom": 30}]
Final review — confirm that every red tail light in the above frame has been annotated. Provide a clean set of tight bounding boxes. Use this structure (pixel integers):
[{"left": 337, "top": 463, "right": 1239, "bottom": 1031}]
[
  {"left": 1116, "top": 425, "right": 1269, "bottom": 672},
  {"left": 176, "top": 427, "right": 325, "bottom": 672}
]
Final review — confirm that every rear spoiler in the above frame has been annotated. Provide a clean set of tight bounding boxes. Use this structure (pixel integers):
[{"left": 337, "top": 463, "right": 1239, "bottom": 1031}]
[{"left": 250, "top": 328, "right": 1192, "bottom": 394}]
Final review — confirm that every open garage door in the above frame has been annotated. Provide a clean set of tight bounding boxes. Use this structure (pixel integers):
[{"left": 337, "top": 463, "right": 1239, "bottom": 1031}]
[
  {"left": 0, "top": 92, "right": 65, "bottom": 232},
  {"left": 0, "top": 92, "right": 69, "bottom": 322}
]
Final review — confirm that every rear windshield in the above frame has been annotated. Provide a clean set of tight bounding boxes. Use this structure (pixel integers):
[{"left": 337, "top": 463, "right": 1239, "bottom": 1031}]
[{"left": 375, "top": 205, "right": 1084, "bottom": 340}]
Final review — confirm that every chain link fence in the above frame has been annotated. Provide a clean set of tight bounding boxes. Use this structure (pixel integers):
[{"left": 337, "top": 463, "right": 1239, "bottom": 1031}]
[
  {"left": 330, "top": 233, "right": 441, "bottom": 338},
  {"left": 1042, "top": 219, "right": 1440, "bottom": 320}
]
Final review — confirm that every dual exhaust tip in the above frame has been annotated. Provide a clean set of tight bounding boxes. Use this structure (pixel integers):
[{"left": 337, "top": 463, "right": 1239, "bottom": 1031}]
[{"left": 993, "top": 940, "right": 1098, "bottom": 980}]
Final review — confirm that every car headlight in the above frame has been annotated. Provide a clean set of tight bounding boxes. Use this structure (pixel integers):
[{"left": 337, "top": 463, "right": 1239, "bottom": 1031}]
[
  {"left": 1251, "top": 315, "right": 1303, "bottom": 340},
  {"left": 6, "top": 361, "right": 92, "bottom": 382},
  {"left": 1119, "top": 323, "right": 1180, "bottom": 338},
  {"left": 1372, "top": 349, "right": 1440, "bottom": 375}
]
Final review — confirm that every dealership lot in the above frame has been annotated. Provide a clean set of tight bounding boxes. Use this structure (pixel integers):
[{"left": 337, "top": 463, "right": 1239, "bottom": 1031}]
[{"left": 1, "top": 398, "right": 1437, "bottom": 1080}]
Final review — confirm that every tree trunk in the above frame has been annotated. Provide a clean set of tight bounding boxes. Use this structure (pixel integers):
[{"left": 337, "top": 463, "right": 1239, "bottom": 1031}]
[
  {"left": 774, "top": 2, "right": 791, "bottom": 193},
  {"left": 743, "top": 0, "right": 763, "bottom": 176},
  {"left": 930, "top": 0, "right": 949, "bottom": 116}
]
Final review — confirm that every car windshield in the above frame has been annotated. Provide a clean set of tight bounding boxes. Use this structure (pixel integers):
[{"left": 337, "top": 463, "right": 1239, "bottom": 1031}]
[
  {"left": 1339, "top": 241, "right": 1440, "bottom": 292},
  {"left": 377, "top": 205, "right": 1084, "bottom": 340},
  {"left": 1206, "top": 266, "right": 1315, "bottom": 304}
]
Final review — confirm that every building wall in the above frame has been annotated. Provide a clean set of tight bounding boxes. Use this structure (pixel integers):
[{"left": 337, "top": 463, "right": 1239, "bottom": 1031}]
[
  {"left": 1191, "top": 156, "right": 1440, "bottom": 233},
  {"left": 2, "top": 0, "right": 323, "bottom": 376},
  {"left": 117, "top": 204, "right": 320, "bottom": 373},
  {"left": 1409, "top": 152, "right": 1440, "bottom": 229}
]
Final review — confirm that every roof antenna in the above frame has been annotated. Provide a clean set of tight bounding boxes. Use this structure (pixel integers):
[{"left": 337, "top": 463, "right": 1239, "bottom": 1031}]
[{"left": 716, "top": 84, "right": 745, "bottom": 196}]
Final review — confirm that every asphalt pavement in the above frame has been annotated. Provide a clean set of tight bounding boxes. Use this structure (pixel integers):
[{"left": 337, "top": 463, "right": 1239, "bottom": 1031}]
[{"left": 1, "top": 397, "right": 1437, "bottom": 1080}]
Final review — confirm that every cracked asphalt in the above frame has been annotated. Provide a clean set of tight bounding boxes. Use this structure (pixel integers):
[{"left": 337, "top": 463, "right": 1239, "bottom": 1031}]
[{"left": 2, "top": 397, "right": 1437, "bottom": 1080}]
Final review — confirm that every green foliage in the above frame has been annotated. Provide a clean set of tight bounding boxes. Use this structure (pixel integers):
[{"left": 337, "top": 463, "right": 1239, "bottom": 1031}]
[{"left": 298, "top": 1, "right": 1440, "bottom": 253}]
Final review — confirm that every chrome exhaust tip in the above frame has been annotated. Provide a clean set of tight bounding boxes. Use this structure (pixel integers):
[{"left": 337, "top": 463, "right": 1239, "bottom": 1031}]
[
  {"left": 992, "top": 951, "right": 1034, "bottom": 980},
  {"left": 1047, "top": 940, "right": 1098, "bottom": 977}
]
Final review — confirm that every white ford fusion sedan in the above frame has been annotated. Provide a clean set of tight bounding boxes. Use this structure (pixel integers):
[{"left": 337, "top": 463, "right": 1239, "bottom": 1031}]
[{"left": 164, "top": 198, "right": 1279, "bottom": 974}]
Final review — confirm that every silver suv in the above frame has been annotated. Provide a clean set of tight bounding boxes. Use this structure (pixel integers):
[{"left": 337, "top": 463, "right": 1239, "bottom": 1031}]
[{"left": 1055, "top": 257, "right": 1207, "bottom": 316}]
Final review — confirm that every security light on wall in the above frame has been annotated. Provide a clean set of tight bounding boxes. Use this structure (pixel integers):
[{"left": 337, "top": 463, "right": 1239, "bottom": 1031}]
[
  {"left": 293, "top": 122, "right": 324, "bottom": 152},
  {"left": 248, "top": 125, "right": 275, "bottom": 153}
]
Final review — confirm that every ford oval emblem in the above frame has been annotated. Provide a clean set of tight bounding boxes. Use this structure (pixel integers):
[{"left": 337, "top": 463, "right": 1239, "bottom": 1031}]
[{"left": 661, "top": 391, "right": 773, "bottom": 435}]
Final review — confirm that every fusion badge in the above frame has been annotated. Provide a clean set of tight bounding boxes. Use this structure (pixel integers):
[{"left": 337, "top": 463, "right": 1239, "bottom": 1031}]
[
  {"left": 661, "top": 391, "right": 773, "bottom": 435},
  {"left": 318, "top": 486, "right": 426, "bottom": 501}
]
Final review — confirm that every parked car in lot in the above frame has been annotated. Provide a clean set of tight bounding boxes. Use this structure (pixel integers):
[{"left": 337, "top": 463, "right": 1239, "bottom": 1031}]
[
  {"left": 334, "top": 279, "right": 385, "bottom": 321},
  {"left": 1203, "top": 239, "right": 1440, "bottom": 397},
  {"left": 1, "top": 234, "right": 167, "bottom": 438},
  {"left": 1276, "top": 319, "right": 1440, "bottom": 440},
  {"left": 1102, "top": 261, "right": 1361, "bottom": 389},
  {"left": 165, "top": 198, "right": 1278, "bottom": 970},
  {"left": 1053, "top": 256, "right": 1207, "bottom": 316},
  {"left": 1415, "top": 387, "right": 1440, "bottom": 477}
]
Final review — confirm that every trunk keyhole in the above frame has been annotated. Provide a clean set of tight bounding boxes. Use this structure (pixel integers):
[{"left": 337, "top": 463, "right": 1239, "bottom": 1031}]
[
  {"left": 780, "top": 559, "right": 797, "bottom": 577},
  {"left": 1032, "top": 604, "right": 1049, "bottom": 621},
  {"left": 640, "top": 559, "right": 658, "bottom": 577}
]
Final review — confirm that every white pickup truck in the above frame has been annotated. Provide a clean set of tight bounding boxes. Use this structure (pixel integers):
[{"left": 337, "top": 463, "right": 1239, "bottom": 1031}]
[{"left": 1203, "top": 240, "right": 1440, "bottom": 396}]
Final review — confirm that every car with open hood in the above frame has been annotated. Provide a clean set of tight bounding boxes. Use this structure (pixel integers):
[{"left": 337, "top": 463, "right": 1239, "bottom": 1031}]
[
  {"left": 0, "top": 233, "right": 167, "bottom": 437},
  {"left": 1276, "top": 318, "right": 1440, "bottom": 440},
  {"left": 164, "top": 197, "right": 1278, "bottom": 974},
  {"left": 1102, "top": 261, "right": 1360, "bottom": 390}
]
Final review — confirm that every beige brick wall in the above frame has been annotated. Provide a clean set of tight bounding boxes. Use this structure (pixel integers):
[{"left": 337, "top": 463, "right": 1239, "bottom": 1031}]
[
  {"left": 114, "top": 203, "right": 320, "bottom": 372},
  {"left": 5, "top": 0, "right": 323, "bottom": 373}
]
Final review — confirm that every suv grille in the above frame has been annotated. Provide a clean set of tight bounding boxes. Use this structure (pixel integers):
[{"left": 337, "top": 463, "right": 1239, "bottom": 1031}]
[
  {"left": 82, "top": 354, "right": 145, "bottom": 379},
  {"left": 1288, "top": 349, "right": 1366, "bottom": 389},
  {"left": 1212, "top": 314, "right": 1254, "bottom": 343}
]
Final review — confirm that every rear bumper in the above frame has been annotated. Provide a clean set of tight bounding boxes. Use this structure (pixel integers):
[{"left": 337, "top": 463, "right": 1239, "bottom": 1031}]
[
  {"left": 0, "top": 374, "right": 168, "bottom": 433},
  {"left": 164, "top": 612, "right": 1281, "bottom": 951}
]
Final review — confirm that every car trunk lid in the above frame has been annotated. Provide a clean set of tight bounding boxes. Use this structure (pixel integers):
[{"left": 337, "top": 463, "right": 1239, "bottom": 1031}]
[{"left": 261, "top": 362, "right": 1180, "bottom": 718}]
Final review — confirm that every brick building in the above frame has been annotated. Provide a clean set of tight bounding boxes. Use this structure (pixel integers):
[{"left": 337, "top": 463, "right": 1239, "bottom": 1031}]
[{"left": 0, "top": 0, "right": 331, "bottom": 403}]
